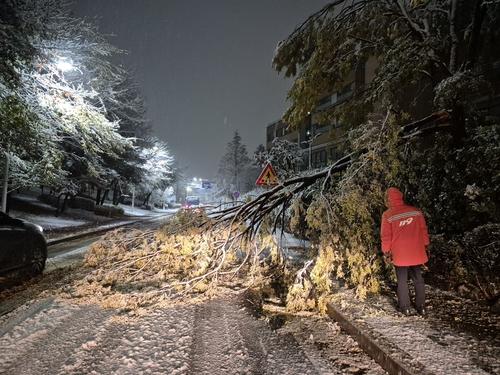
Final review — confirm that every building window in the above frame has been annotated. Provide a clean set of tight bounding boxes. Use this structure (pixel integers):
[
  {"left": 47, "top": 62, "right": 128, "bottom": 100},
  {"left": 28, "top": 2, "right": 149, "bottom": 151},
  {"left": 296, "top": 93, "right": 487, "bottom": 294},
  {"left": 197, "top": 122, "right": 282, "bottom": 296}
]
[
  {"left": 313, "top": 122, "right": 330, "bottom": 135},
  {"left": 329, "top": 148, "right": 336, "bottom": 161},
  {"left": 275, "top": 123, "right": 284, "bottom": 137},
  {"left": 266, "top": 125, "right": 275, "bottom": 144},
  {"left": 319, "top": 149, "right": 327, "bottom": 167},
  {"left": 337, "top": 82, "right": 354, "bottom": 103},
  {"left": 317, "top": 95, "right": 332, "bottom": 109},
  {"left": 312, "top": 151, "right": 319, "bottom": 168}
]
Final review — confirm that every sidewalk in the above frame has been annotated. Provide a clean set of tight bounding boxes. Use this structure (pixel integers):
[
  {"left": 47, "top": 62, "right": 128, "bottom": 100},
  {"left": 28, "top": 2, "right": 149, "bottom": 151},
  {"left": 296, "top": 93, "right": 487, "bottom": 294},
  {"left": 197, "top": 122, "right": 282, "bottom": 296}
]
[
  {"left": 327, "top": 286, "right": 499, "bottom": 375},
  {"left": 8, "top": 192, "right": 174, "bottom": 240}
]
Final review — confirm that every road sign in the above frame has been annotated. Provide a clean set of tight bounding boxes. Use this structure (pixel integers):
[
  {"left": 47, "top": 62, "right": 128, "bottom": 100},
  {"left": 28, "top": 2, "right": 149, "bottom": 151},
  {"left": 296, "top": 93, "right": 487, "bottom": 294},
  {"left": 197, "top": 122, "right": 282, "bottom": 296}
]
[
  {"left": 256, "top": 163, "right": 279, "bottom": 186},
  {"left": 233, "top": 191, "right": 240, "bottom": 199}
]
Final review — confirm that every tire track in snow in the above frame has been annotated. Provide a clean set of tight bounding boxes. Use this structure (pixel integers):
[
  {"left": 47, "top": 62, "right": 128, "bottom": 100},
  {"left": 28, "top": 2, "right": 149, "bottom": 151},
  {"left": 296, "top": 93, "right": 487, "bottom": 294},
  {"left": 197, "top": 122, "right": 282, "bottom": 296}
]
[
  {"left": 59, "top": 305, "right": 196, "bottom": 374},
  {"left": 0, "top": 302, "right": 110, "bottom": 375},
  {"left": 189, "top": 296, "right": 324, "bottom": 374}
]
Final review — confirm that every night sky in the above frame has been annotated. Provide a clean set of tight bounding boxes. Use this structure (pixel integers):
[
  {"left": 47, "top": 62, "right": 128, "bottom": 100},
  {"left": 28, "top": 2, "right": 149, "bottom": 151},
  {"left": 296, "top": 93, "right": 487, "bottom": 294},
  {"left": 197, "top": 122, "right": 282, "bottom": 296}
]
[{"left": 73, "top": 1, "right": 329, "bottom": 179}]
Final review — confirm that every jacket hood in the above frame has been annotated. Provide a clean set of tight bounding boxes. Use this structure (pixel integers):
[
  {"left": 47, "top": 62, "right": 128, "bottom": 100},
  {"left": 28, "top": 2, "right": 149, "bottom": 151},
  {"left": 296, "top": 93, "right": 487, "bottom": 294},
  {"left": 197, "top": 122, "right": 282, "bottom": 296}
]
[{"left": 386, "top": 187, "right": 404, "bottom": 207}]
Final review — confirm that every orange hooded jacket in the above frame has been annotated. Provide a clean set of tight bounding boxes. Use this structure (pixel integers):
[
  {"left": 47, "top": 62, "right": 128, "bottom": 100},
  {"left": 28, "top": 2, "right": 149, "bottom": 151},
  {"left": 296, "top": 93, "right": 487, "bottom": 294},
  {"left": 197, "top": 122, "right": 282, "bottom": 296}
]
[{"left": 380, "top": 188, "right": 429, "bottom": 266}]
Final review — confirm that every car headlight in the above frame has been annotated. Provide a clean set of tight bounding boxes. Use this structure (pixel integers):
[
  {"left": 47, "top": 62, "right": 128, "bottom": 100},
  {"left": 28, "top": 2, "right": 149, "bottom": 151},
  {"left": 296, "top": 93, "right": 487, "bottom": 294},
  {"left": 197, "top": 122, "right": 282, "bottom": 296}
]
[{"left": 34, "top": 224, "right": 44, "bottom": 233}]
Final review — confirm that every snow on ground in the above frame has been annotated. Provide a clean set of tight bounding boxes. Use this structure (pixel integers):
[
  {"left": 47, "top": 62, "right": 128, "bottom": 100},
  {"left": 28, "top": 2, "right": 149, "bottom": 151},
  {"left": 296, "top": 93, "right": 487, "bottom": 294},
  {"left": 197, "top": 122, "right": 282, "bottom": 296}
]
[
  {"left": 274, "top": 231, "right": 311, "bottom": 250},
  {"left": 117, "top": 204, "right": 178, "bottom": 217},
  {"left": 9, "top": 193, "right": 54, "bottom": 210},
  {"left": 331, "top": 287, "right": 500, "bottom": 375},
  {"left": 118, "top": 204, "right": 157, "bottom": 217},
  {"left": 7, "top": 193, "right": 177, "bottom": 232},
  {"left": 272, "top": 231, "right": 311, "bottom": 265},
  {"left": 0, "top": 294, "right": 383, "bottom": 375},
  {"left": 9, "top": 210, "right": 89, "bottom": 230}
]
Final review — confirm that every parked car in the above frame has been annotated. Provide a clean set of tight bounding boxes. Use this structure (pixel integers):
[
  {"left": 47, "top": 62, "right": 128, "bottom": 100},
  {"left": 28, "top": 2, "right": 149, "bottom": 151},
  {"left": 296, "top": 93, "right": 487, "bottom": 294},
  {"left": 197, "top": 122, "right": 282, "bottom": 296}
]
[
  {"left": 183, "top": 196, "right": 200, "bottom": 208},
  {"left": 0, "top": 212, "right": 47, "bottom": 276}
]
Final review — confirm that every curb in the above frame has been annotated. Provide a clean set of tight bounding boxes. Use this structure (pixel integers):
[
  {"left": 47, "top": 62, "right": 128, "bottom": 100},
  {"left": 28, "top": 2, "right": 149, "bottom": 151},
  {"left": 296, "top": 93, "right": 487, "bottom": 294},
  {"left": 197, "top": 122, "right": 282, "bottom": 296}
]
[
  {"left": 326, "top": 302, "right": 417, "bottom": 375},
  {"left": 46, "top": 214, "right": 170, "bottom": 246}
]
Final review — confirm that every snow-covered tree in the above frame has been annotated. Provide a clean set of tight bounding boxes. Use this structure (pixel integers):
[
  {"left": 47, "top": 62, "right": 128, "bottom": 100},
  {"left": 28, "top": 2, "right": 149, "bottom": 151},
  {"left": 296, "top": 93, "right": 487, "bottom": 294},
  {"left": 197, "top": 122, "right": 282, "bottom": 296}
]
[
  {"left": 254, "top": 139, "right": 303, "bottom": 179},
  {"left": 136, "top": 140, "right": 174, "bottom": 207},
  {"left": 273, "top": 0, "right": 500, "bottom": 140},
  {"left": 0, "top": 0, "right": 41, "bottom": 88},
  {"left": 0, "top": 0, "right": 167, "bottom": 211},
  {"left": 217, "top": 131, "right": 252, "bottom": 195}
]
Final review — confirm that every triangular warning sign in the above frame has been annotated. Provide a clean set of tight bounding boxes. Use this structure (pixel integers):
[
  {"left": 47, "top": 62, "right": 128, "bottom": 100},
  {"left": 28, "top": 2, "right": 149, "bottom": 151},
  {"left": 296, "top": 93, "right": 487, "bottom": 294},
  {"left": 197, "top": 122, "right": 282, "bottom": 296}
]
[{"left": 256, "top": 163, "right": 279, "bottom": 186}]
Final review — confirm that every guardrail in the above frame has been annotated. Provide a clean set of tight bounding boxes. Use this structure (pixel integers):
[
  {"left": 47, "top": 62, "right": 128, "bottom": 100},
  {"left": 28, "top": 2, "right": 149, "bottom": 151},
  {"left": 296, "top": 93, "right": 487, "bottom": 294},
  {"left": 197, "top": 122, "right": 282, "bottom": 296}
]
[{"left": 47, "top": 213, "right": 172, "bottom": 246}]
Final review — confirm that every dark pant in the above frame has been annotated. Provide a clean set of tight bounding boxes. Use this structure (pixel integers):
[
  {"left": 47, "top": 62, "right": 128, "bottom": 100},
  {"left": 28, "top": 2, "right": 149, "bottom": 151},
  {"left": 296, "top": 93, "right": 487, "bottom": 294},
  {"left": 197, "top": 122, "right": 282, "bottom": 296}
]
[{"left": 395, "top": 265, "right": 425, "bottom": 310}]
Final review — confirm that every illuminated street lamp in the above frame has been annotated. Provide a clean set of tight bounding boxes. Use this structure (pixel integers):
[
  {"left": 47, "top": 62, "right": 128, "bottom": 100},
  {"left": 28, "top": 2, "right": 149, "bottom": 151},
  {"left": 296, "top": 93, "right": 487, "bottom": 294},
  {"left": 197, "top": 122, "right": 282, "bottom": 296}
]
[{"left": 55, "top": 57, "right": 75, "bottom": 72}]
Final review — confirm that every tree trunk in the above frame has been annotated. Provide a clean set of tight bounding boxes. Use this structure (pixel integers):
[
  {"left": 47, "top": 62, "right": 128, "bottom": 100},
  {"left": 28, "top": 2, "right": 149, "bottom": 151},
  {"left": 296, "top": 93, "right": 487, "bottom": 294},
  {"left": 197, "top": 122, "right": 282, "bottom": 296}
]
[
  {"left": 142, "top": 191, "right": 152, "bottom": 207},
  {"left": 112, "top": 184, "right": 119, "bottom": 205},
  {"left": 465, "top": 0, "right": 486, "bottom": 70},
  {"left": 60, "top": 193, "right": 70, "bottom": 214},
  {"left": 100, "top": 189, "right": 109, "bottom": 206},
  {"left": 55, "top": 193, "right": 64, "bottom": 216},
  {"left": 95, "top": 189, "right": 102, "bottom": 205}
]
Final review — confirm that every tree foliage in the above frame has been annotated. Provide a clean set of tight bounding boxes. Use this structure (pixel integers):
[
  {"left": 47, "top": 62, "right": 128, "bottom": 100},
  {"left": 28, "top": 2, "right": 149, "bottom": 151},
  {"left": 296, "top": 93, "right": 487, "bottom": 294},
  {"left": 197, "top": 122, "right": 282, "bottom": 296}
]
[
  {"left": 0, "top": 0, "right": 174, "bottom": 207},
  {"left": 273, "top": 0, "right": 500, "bottom": 132},
  {"left": 210, "top": 0, "right": 500, "bottom": 306},
  {"left": 254, "top": 138, "right": 304, "bottom": 180}
]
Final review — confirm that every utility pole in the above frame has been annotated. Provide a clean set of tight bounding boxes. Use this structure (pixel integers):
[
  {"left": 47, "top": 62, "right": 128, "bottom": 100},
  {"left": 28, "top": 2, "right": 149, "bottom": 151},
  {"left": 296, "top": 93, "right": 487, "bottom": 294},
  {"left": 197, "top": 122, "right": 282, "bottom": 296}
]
[
  {"left": 302, "top": 132, "right": 320, "bottom": 170},
  {"left": 1, "top": 144, "right": 10, "bottom": 213}
]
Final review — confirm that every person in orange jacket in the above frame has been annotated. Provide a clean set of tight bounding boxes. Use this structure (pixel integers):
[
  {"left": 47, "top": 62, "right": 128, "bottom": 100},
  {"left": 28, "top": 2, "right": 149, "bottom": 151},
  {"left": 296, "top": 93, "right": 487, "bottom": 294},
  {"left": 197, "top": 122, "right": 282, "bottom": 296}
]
[{"left": 381, "top": 187, "right": 430, "bottom": 316}]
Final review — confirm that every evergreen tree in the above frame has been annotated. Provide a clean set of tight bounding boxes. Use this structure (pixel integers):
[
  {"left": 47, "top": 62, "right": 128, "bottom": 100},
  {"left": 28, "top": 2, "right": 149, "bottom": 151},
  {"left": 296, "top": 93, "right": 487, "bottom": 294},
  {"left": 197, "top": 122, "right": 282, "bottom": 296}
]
[{"left": 217, "top": 131, "right": 251, "bottom": 195}]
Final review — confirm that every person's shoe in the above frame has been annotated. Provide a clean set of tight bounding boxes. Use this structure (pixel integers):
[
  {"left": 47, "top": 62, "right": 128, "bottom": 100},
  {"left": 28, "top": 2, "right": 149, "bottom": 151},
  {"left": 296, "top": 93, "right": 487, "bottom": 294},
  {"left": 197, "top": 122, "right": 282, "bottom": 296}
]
[
  {"left": 416, "top": 307, "right": 427, "bottom": 316},
  {"left": 398, "top": 307, "right": 412, "bottom": 316}
]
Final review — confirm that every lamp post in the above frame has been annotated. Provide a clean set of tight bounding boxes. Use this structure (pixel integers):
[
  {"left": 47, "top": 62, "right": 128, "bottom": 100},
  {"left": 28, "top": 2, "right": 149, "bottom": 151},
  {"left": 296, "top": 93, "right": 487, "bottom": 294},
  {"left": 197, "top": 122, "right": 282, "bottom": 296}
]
[
  {"left": 302, "top": 132, "right": 320, "bottom": 170},
  {"left": 1, "top": 144, "right": 10, "bottom": 213}
]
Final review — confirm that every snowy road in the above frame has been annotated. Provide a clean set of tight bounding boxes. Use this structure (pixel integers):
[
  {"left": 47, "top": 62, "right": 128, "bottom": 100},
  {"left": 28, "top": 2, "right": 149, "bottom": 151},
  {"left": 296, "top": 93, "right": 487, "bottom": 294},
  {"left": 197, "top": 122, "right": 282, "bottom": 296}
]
[
  {"left": 45, "top": 212, "right": 175, "bottom": 269},
  {"left": 0, "top": 214, "right": 385, "bottom": 375},
  {"left": 0, "top": 295, "right": 385, "bottom": 375}
]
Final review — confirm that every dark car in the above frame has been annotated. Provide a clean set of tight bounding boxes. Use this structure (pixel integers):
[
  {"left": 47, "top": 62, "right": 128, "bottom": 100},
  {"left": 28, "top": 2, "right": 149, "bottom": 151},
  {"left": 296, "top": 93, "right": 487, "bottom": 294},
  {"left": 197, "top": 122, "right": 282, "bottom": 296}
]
[{"left": 0, "top": 212, "right": 47, "bottom": 276}]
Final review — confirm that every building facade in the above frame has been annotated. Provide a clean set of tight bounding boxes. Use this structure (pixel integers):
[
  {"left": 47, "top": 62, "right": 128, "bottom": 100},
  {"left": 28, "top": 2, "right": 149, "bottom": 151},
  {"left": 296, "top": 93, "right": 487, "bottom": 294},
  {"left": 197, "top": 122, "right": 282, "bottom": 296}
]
[{"left": 266, "top": 56, "right": 378, "bottom": 169}]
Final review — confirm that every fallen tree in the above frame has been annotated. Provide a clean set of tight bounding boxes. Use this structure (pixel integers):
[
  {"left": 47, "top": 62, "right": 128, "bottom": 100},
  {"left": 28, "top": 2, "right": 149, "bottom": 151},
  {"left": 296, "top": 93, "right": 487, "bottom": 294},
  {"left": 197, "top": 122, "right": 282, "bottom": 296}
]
[
  {"left": 64, "top": 111, "right": 458, "bottom": 311},
  {"left": 210, "top": 110, "right": 452, "bottom": 237}
]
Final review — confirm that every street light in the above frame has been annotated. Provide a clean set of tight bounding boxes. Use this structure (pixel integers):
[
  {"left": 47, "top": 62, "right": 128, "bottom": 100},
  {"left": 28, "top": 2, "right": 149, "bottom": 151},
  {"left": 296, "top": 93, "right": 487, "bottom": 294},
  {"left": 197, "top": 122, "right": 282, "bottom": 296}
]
[{"left": 55, "top": 57, "right": 75, "bottom": 72}]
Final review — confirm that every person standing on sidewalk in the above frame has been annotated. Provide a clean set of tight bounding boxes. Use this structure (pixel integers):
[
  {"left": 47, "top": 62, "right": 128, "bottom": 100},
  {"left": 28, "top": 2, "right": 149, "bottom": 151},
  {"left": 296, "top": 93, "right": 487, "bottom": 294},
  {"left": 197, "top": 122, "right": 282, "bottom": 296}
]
[{"left": 381, "top": 187, "right": 430, "bottom": 316}]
